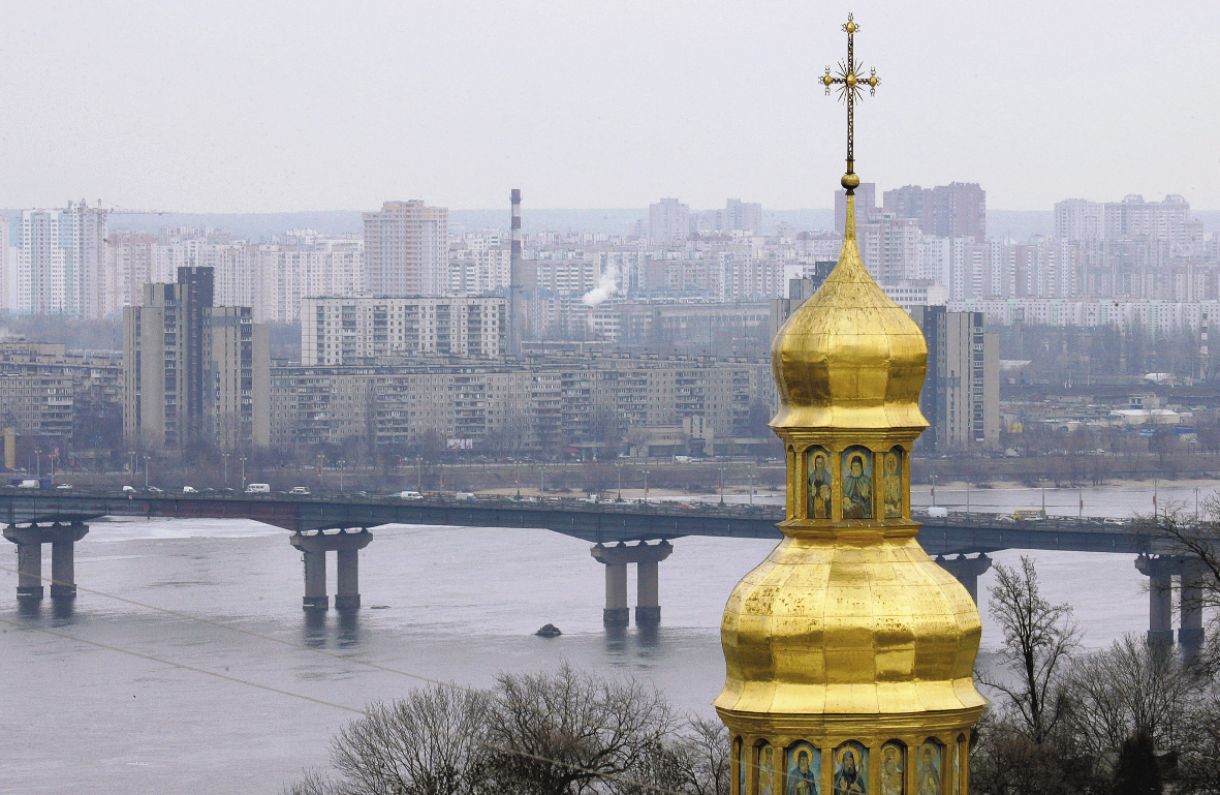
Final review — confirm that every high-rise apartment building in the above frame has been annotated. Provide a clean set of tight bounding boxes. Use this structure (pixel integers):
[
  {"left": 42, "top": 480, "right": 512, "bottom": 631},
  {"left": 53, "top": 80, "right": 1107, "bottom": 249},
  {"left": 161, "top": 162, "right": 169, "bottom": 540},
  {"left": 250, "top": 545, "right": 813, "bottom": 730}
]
[
  {"left": 123, "top": 266, "right": 268, "bottom": 452},
  {"left": 206, "top": 306, "right": 270, "bottom": 450},
  {"left": 648, "top": 198, "right": 691, "bottom": 243},
  {"left": 1054, "top": 194, "right": 1198, "bottom": 244},
  {"left": 884, "top": 182, "right": 986, "bottom": 240},
  {"left": 835, "top": 183, "right": 878, "bottom": 234},
  {"left": 723, "top": 199, "right": 763, "bottom": 235},
  {"left": 910, "top": 306, "right": 999, "bottom": 451},
  {"left": 16, "top": 201, "right": 109, "bottom": 317},
  {"left": 0, "top": 217, "right": 11, "bottom": 311},
  {"left": 362, "top": 200, "right": 448, "bottom": 296},
  {"left": 300, "top": 296, "right": 507, "bottom": 365}
]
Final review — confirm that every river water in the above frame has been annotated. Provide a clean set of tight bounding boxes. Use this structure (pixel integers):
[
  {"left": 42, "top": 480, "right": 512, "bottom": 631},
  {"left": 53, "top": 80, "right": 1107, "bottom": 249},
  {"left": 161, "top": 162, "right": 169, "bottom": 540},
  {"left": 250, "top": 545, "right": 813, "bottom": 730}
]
[{"left": 1, "top": 482, "right": 1214, "bottom": 794}]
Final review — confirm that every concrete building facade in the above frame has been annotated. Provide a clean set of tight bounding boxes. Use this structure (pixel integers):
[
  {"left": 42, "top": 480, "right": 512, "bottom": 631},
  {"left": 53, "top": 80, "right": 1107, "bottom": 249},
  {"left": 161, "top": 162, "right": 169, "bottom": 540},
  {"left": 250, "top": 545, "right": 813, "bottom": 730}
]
[
  {"left": 363, "top": 200, "right": 448, "bottom": 296},
  {"left": 910, "top": 306, "right": 999, "bottom": 452},
  {"left": 299, "top": 296, "right": 507, "bottom": 365},
  {"left": 124, "top": 267, "right": 268, "bottom": 452},
  {"left": 648, "top": 198, "right": 691, "bottom": 244}
]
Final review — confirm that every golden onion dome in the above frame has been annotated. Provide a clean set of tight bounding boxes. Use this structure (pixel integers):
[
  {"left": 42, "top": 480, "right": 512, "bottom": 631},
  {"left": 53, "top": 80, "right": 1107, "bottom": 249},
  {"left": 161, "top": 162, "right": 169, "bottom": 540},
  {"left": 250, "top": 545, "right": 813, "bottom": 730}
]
[
  {"left": 714, "top": 536, "right": 986, "bottom": 717},
  {"left": 770, "top": 197, "right": 929, "bottom": 432}
]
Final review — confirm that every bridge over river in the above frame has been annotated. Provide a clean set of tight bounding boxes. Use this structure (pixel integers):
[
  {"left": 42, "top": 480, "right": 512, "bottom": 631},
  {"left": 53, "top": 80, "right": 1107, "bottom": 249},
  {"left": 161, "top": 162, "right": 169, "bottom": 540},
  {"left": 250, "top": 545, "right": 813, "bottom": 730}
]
[{"left": 0, "top": 491, "right": 1202, "bottom": 647}]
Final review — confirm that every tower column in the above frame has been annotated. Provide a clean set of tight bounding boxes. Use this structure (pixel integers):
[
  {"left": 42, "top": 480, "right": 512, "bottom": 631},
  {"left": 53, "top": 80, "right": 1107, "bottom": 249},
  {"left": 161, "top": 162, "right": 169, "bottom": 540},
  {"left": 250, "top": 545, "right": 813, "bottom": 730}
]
[
  {"left": 16, "top": 538, "right": 43, "bottom": 600},
  {"left": 290, "top": 529, "right": 373, "bottom": 611},
  {"left": 1180, "top": 558, "right": 1205, "bottom": 651},
  {"left": 591, "top": 541, "right": 673, "bottom": 627},
  {"left": 637, "top": 559, "right": 660, "bottom": 625},
  {"left": 4, "top": 523, "right": 90, "bottom": 601},
  {"left": 336, "top": 547, "right": 361, "bottom": 610},
  {"left": 302, "top": 547, "right": 328, "bottom": 610},
  {"left": 935, "top": 554, "right": 992, "bottom": 604},
  {"left": 1134, "top": 555, "right": 1176, "bottom": 646}
]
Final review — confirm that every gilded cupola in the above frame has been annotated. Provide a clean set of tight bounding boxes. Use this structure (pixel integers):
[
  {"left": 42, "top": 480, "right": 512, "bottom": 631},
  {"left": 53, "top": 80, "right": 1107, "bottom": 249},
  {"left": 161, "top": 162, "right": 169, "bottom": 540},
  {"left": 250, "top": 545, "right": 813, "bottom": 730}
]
[
  {"left": 715, "top": 14, "right": 985, "bottom": 795},
  {"left": 770, "top": 195, "right": 929, "bottom": 432}
]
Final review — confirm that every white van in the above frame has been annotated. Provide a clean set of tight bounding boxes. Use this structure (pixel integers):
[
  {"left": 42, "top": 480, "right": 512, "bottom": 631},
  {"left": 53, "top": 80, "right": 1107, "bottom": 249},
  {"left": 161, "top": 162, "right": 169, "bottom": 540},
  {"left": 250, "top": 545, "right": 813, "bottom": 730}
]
[
  {"left": 398, "top": 490, "right": 424, "bottom": 500},
  {"left": 245, "top": 483, "right": 271, "bottom": 494},
  {"left": 454, "top": 492, "right": 477, "bottom": 502}
]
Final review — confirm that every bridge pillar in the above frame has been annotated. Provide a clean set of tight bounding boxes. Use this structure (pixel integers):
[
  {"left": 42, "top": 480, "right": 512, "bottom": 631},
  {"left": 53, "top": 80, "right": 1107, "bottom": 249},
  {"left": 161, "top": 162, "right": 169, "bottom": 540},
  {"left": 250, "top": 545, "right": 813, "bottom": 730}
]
[
  {"left": 1180, "top": 558, "right": 1205, "bottom": 653},
  {"left": 935, "top": 554, "right": 992, "bottom": 604},
  {"left": 336, "top": 547, "right": 361, "bottom": 610},
  {"left": 3, "top": 522, "right": 89, "bottom": 601},
  {"left": 591, "top": 541, "right": 673, "bottom": 627},
  {"left": 1134, "top": 555, "right": 1176, "bottom": 647},
  {"left": 290, "top": 529, "right": 373, "bottom": 611}
]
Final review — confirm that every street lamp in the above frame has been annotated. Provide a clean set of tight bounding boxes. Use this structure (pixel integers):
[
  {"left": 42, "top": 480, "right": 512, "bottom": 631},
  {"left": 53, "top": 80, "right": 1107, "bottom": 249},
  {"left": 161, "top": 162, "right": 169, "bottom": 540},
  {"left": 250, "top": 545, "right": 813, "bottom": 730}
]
[
  {"left": 221, "top": 452, "right": 230, "bottom": 487},
  {"left": 616, "top": 463, "right": 623, "bottom": 502},
  {"left": 338, "top": 459, "right": 347, "bottom": 493},
  {"left": 748, "top": 465, "right": 755, "bottom": 506},
  {"left": 240, "top": 456, "right": 248, "bottom": 490},
  {"left": 719, "top": 466, "right": 725, "bottom": 506},
  {"left": 127, "top": 451, "right": 135, "bottom": 478},
  {"left": 34, "top": 449, "right": 41, "bottom": 479},
  {"left": 539, "top": 465, "right": 545, "bottom": 497},
  {"left": 643, "top": 468, "right": 649, "bottom": 504},
  {"left": 143, "top": 455, "right": 151, "bottom": 489}
]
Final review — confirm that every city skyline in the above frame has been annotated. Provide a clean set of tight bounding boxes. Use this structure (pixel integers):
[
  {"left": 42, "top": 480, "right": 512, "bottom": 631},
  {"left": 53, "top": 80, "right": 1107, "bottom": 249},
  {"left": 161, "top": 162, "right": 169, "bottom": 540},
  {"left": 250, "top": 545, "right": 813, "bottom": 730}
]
[{"left": 1, "top": 2, "right": 1218, "bottom": 212}]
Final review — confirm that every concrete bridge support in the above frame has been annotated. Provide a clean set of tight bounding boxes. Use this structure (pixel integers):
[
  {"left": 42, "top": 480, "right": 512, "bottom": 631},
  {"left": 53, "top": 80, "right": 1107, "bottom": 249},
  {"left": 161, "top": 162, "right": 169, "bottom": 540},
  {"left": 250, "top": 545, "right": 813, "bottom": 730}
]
[
  {"left": 3, "top": 523, "right": 89, "bottom": 600},
  {"left": 935, "top": 554, "right": 992, "bottom": 604},
  {"left": 591, "top": 541, "right": 673, "bottom": 627},
  {"left": 290, "top": 529, "right": 373, "bottom": 611},
  {"left": 1134, "top": 554, "right": 1181, "bottom": 647},
  {"left": 1179, "top": 559, "right": 1205, "bottom": 652}
]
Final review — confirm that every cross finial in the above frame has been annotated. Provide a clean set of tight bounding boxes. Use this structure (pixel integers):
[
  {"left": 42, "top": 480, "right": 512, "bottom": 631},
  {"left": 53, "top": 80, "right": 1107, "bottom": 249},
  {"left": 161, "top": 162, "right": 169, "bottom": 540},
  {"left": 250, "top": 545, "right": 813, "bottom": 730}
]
[{"left": 821, "top": 12, "right": 880, "bottom": 194}]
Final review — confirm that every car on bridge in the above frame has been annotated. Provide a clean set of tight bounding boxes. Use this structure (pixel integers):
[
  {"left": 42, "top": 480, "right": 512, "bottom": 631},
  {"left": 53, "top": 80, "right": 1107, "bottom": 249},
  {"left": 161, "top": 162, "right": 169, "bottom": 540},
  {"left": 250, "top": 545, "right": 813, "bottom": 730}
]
[{"left": 289, "top": 486, "right": 311, "bottom": 496}]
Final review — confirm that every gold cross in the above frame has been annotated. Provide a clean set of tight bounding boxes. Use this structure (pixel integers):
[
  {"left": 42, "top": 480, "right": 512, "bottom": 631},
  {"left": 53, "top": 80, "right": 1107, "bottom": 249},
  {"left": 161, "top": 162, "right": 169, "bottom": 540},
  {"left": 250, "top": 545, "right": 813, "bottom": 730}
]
[{"left": 821, "top": 12, "right": 879, "bottom": 192}]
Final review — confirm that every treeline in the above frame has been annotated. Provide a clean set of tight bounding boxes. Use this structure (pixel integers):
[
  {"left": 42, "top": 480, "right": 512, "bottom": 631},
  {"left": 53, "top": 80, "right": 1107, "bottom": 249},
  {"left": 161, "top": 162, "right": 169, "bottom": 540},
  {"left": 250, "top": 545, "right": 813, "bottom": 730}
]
[
  {"left": 973, "top": 557, "right": 1220, "bottom": 793},
  {"left": 285, "top": 525, "right": 1220, "bottom": 795},
  {"left": 998, "top": 323, "right": 1209, "bottom": 383},
  {"left": 285, "top": 665, "right": 728, "bottom": 795}
]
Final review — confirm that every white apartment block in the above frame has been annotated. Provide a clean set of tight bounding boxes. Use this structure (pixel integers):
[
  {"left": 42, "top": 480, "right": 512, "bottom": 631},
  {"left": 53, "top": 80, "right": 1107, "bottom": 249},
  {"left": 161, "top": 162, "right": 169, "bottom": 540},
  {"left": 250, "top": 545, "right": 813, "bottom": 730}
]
[
  {"left": 949, "top": 298, "right": 1220, "bottom": 334},
  {"left": 101, "top": 234, "right": 365, "bottom": 323},
  {"left": 15, "top": 202, "right": 109, "bottom": 317},
  {"left": 648, "top": 198, "right": 691, "bottom": 244},
  {"left": 363, "top": 200, "right": 448, "bottom": 296},
  {"left": 448, "top": 245, "right": 510, "bottom": 296},
  {"left": 1054, "top": 194, "right": 1200, "bottom": 244},
  {"left": 300, "top": 296, "right": 507, "bottom": 365}
]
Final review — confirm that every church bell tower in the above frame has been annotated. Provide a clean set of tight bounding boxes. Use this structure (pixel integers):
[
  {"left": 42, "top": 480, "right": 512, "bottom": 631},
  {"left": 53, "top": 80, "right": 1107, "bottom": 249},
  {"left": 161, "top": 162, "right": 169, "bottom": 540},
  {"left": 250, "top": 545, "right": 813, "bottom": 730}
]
[{"left": 715, "top": 13, "right": 986, "bottom": 795}]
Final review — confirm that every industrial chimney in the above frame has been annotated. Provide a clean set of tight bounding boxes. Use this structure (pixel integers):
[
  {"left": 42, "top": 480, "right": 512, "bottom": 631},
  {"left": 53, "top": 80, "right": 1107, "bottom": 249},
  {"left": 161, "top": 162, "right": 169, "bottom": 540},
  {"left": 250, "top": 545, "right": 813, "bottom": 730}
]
[{"left": 508, "top": 189, "right": 525, "bottom": 356}]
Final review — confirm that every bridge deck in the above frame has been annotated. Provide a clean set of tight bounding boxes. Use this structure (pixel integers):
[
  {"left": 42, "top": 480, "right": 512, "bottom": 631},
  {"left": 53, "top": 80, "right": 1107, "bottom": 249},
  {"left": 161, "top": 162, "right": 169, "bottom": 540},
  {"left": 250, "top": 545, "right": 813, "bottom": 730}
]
[{"left": 0, "top": 492, "right": 1169, "bottom": 556}]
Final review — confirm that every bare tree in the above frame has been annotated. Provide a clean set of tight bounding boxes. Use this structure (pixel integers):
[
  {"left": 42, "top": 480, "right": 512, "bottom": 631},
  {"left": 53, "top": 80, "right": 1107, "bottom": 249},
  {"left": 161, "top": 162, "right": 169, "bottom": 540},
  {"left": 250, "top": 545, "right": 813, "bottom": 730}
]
[
  {"left": 287, "top": 685, "right": 494, "bottom": 795},
  {"left": 1149, "top": 498, "right": 1220, "bottom": 614},
  {"left": 666, "top": 717, "right": 730, "bottom": 795},
  {"left": 1062, "top": 635, "right": 1195, "bottom": 759},
  {"left": 487, "top": 663, "right": 676, "bottom": 795},
  {"left": 981, "top": 556, "right": 1079, "bottom": 745}
]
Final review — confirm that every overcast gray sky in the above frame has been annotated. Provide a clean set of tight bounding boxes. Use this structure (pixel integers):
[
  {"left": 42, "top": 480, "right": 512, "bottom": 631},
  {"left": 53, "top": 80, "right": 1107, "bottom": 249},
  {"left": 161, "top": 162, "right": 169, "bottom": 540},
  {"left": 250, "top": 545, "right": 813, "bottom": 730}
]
[{"left": 1, "top": 1, "right": 1217, "bottom": 212}]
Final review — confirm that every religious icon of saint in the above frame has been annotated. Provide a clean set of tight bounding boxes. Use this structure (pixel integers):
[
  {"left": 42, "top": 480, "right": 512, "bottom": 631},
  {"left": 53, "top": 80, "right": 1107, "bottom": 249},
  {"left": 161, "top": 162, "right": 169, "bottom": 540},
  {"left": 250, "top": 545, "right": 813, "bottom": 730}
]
[
  {"left": 916, "top": 744, "right": 941, "bottom": 795},
  {"left": 785, "top": 745, "right": 817, "bottom": 795},
  {"left": 833, "top": 747, "right": 867, "bottom": 795},
  {"left": 739, "top": 742, "right": 748, "bottom": 795},
  {"left": 759, "top": 744, "right": 776, "bottom": 795},
  {"left": 883, "top": 450, "right": 902, "bottom": 518},
  {"left": 807, "top": 449, "right": 831, "bottom": 519},
  {"left": 841, "top": 450, "right": 872, "bottom": 519},
  {"left": 879, "top": 745, "right": 903, "bottom": 795}
]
